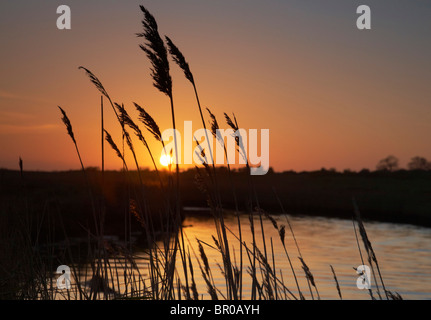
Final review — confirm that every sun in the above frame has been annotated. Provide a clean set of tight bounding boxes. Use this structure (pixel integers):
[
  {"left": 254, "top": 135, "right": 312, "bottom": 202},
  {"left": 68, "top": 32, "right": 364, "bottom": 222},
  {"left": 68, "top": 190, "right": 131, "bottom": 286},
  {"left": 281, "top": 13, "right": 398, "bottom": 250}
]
[{"left": 160, "top": 154, "right": 172, "bottom": 167}]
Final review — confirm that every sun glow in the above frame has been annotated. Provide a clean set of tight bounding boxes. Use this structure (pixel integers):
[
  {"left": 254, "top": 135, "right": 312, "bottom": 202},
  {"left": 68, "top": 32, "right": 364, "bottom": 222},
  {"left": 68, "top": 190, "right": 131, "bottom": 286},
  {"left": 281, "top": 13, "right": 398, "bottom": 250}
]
[{"left": 160, "top": 154, "right": 172, "bottom": 167}]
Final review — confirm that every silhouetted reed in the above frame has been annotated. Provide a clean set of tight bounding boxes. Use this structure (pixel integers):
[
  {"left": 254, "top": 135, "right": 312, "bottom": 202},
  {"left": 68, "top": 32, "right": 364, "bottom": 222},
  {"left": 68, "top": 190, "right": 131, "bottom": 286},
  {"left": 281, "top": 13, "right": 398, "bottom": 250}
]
[
  {"left": 1, "top": 4, "right": 405, "bottom": 302},
  {"left": 104, "top": 129, "right": 127, "bottom": 169},
  {"left": 330, "top": 265, "right": 342, "bottom": 300},
  {"left": 137, "top": 6, "right": 172, "bottom": 98},
  {"left": 134, "top": 102, "right": 163, "bottom": 143},
  {"left": 138, "top": 4, "right": 188, "bottom": 299}
]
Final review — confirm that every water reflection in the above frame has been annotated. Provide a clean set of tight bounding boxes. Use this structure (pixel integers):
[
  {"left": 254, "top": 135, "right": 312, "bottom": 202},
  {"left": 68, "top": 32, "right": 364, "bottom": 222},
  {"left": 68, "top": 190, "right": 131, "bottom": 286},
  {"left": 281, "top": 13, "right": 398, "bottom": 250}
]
[
  {"left": 173, "top": 214, "right": 431, "bottom": 300},
  {"left": 70, "top": 214, "right": 431, "bottom": 300}
]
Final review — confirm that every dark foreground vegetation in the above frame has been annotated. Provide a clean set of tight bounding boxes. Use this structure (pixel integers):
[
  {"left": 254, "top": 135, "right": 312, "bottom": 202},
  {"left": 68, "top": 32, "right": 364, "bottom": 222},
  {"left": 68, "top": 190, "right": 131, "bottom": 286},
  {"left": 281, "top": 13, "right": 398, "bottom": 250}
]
[
  {"left": 0, "top": 4, "right": 415, "bottom": 300},
  {"left": 2, "top": 167, "right": 430, "bottom": 242}
]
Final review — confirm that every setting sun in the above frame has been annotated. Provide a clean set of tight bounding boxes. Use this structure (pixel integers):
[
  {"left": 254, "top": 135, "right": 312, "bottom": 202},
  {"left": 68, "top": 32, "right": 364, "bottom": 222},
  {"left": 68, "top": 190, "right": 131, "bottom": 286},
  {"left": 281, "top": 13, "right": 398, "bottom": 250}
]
[{"left": 160, "top": 154, "right": 172, "bottom": 167}]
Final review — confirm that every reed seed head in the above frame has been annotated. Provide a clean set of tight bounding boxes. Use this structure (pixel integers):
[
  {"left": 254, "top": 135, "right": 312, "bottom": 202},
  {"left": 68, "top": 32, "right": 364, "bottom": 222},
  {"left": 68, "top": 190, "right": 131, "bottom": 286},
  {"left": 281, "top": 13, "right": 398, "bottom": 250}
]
[
  {"left": 165, "top": 36, "right": 194, "bottom": 85},
  {"left": 58, "top": 106, "right": 76, "bottom": 144},
  {"left": 104, "top": 129, "right": 124, "bottom": 162},
  {"left": 137, "top": 5, "right": 172, "bottom": 97},
  {"left": 79, "top": 66, "right": 110, "bottom": 100},
  {"left": 279, "top": 225, "right": 286, "bottom": 246},
  {"left": 206, "top": 108, "right": 220, "bottom": 140},
  {"left": 134, "top": 102, "right": 162, "bottom": 142}
]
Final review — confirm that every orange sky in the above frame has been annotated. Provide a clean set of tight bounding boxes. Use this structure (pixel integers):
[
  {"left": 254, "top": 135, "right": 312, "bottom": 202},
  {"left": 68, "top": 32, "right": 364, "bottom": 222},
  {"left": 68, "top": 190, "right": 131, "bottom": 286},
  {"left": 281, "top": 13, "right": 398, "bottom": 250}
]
[{"left": 1, "top": 1, "right": 430, "bottom": 172}]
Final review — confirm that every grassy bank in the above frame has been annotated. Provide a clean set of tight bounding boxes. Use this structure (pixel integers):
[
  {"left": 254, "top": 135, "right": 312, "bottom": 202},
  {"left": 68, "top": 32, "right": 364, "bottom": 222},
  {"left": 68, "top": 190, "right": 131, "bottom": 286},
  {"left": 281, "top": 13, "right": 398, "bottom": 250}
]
[{"left": 2, "top": 168, "right": 430, "bottom": 241}]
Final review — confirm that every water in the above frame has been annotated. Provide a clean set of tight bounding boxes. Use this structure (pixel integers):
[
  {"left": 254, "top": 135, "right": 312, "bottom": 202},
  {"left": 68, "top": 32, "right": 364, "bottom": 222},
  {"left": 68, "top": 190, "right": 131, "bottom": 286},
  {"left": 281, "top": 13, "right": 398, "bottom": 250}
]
[
  {"left": 65, "top": 214, "right": 431, "bottom": 300},
  {"left": 175, "top": 214, "right": 431, "bottom": 300}
]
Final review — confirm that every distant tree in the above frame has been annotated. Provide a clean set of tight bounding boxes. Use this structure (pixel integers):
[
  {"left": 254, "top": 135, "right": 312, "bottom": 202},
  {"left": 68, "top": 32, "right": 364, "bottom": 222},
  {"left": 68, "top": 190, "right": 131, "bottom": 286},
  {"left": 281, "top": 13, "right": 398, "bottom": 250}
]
[
  {"left": 408, "top": 156, "right": 431, "bottom": 171},
  {"left": 376, "top": 155, "right": 399, "bottom": 172},
  {"left": 85, "top": 166, "right": 100, "bottom": 172},
  {"left": 359, "top": 168, "right": 370, "bottom": 174},
  {"left": 266, "top": 167, "right": 275, "bottom": 174}
]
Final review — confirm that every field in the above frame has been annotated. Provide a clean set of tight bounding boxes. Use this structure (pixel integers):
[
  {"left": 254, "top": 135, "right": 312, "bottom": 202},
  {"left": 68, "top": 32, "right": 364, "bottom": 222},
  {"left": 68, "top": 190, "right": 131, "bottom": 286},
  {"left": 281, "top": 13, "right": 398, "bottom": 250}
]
[{"left": 2, "top": 168, "right": 430, "bottom": 240}]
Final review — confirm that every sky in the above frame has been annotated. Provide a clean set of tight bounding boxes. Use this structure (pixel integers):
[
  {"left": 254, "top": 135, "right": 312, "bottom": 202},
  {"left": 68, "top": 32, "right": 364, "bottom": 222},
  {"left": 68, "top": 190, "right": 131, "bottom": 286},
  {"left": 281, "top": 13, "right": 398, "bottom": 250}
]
[{"left": 0, "top": 0, "right": 430, "bottom": 172}]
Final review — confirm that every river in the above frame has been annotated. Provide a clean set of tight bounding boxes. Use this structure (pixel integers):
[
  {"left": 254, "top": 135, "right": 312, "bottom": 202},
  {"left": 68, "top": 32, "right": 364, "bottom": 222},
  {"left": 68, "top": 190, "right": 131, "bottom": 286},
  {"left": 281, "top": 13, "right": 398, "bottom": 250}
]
[{"left": 64, "top": 213, "right": 431, "bottom": 300}]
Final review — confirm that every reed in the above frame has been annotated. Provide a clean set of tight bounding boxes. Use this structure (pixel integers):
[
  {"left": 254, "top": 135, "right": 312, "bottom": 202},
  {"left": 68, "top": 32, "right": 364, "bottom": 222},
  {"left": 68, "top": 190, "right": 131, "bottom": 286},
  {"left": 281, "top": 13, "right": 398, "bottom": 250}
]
[
  {"left": 137, "top": 5, "right": 188, "bottom": 299},
  {"left": 166, "top": 34, "right": 240, "bottom": 299},
  {"left": 58, "top": 106, "right": 100, "bottom": 237},
  {"left": 353, "top": 199, "right": 389, "bottom": 300},
  {"left": 207, "top": 107, "right": 244, "bottom": 298},
  {"left": 330, "top": 265, "right": 342, "bottom": 300},
  {"left": 104, "top": 130, "right": 128, "bottom": 170},
  {"left": 0, "top": 3, "right": 406, "bottom": 302}
]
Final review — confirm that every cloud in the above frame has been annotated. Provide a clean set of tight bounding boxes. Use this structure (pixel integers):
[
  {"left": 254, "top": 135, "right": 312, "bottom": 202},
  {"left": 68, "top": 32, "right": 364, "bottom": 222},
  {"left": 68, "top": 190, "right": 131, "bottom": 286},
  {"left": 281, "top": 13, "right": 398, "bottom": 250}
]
[
  {"left": 0, "top": 123, "right": 59, "bottom": 134},
  {"left": 0, "top": 90, "right": 53, "bottom": 104},
  {"left": 0, "top": 110, "right": 36, "bottom": 121},
  {"left": 0, "top": 90, "right": 25, "bottom": 100},
  {"left": 0, "top": 109, "right": 59, "bottom": 134}
]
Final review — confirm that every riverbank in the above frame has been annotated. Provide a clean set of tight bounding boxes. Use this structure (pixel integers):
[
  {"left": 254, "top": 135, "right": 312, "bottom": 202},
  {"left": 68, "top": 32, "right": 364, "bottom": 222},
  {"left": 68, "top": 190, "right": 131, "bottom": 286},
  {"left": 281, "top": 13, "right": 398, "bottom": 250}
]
[{"left": 1, "top": 168, "right": 430, "bottom": 241}]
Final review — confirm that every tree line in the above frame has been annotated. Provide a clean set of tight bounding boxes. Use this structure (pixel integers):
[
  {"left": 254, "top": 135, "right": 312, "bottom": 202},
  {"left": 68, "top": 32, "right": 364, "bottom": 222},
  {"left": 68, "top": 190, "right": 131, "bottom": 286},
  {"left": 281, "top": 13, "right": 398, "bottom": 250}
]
[{"left": 376, "top": 155, "right": 431, "bottom": 172}]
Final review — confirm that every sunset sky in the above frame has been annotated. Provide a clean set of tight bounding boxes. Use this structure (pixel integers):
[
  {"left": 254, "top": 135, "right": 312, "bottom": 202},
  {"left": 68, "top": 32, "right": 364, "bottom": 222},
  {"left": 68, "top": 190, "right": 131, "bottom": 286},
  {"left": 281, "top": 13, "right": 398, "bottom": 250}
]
[{"left": 0, "top": 0, "right": 430, "bottom": 172}]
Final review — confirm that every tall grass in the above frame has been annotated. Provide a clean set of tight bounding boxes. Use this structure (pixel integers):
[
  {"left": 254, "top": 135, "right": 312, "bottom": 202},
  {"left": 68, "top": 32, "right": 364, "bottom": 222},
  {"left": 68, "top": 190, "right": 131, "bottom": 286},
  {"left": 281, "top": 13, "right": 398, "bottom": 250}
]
[{"left": 0, "top": 4, "right": 403, "bottom": 301}]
